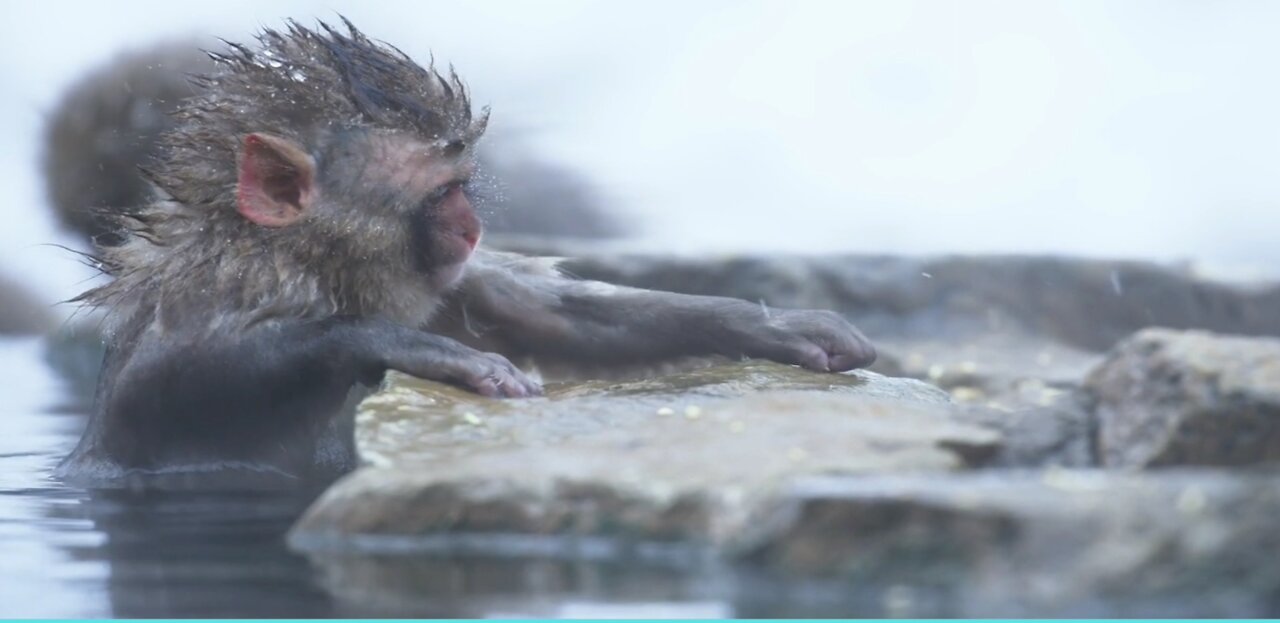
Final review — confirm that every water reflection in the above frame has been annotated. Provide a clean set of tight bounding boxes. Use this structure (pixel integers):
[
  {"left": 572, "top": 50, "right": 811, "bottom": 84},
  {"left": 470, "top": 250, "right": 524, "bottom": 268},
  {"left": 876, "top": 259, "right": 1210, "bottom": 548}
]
[
  {"left": 0, "top": 336, "right": 741, "bottom": 618},
  {"left": 65, "top": 488, "right": 334, "bottom": 617},
  {"left": 0, "top": 337, "right": 336, "bottom": 617}
]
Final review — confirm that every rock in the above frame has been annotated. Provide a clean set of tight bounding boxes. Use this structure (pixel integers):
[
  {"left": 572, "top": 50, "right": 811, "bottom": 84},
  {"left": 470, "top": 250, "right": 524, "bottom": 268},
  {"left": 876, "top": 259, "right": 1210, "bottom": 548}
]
[
  {"left": 288, "top": 361, "right": 1000, "bottom": 553},
  {"left": 537, "top": 252, "right": 1280, "bottom": 468},
  {"left": 0, "top": 274, "right": 50, "bottom": 335},
  {"left": 876, "top": 333, "right": 1100, "bottom": 410},
  {"left": 732, "top": 470, "right": 1280, "bottom": 616},
  {"left": 950, "top": 394, "right": 1095, "bottom": 467},
  {"left": 297, "top": 467, "right": 1280, "bottom": 616},
  {"left": 1086, "top": 328, "right": 1280, "bottom": 468}
]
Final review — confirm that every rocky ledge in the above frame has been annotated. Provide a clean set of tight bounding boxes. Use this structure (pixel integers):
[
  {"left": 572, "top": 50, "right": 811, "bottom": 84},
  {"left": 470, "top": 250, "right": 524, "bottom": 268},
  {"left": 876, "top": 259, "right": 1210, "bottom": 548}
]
[
  {"left": 289, "top": 362, "right": 998, "bottom": 552},
  {"left": 176, "top": 251, "right": 1280, "bottom": 615},
  {"left": 288, "top": 330, "right": 1280, "bottom": 615}
]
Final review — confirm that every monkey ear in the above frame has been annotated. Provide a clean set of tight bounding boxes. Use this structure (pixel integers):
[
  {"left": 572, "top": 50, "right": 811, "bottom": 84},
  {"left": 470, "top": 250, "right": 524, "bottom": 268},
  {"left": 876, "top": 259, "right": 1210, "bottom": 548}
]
[{"left": 236, "top": 133, "right": 317, "bottom": 227}]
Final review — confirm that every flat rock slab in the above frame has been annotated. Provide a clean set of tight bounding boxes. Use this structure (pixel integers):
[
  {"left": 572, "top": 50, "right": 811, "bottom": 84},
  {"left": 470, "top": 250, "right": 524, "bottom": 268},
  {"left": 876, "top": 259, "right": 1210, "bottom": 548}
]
[
  {"left": 732, "top": 469, "right": 1280, "bottom": 616},
  {"left": 1087, "top": 328, "right": 1280, "bottom": 467},
  {"left": 289, "top": 362, "right": 999, "bottom": 552},
  {"left": 877, "top": 334, "right": 1100, "bottom": 408},
  {"left": 293, "top": 467, "right": 1280, "bottom": 617}
]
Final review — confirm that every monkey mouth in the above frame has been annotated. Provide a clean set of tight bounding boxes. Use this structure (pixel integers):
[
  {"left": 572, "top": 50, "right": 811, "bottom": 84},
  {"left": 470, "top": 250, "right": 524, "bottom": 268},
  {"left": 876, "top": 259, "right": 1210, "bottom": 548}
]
[
  {"left": 408, "top": 205, "right": 482, "bottom": 272},
  {"left": 414, "top": 225, "right": 480, "bottom": 291},
  {"left": 441, "top": 226, "right": 480, "bottom": 261},
  {"left": 451, "top": 226, "right": 481, "bottom": 251},
  {"left": 428, "top": 260, "right": 469, "bottom": 290}
]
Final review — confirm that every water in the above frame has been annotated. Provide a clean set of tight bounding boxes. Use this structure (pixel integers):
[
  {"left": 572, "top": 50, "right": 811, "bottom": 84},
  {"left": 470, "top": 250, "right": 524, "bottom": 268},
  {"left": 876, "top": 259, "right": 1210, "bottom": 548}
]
[
  {"left": 0, "top": 336, "right": 744, "bottom": 618},
  {"left": 0, "top": 333, "right": 964, "bottom": 618},
  {"left": 0, "top": 337, "right": 338, "bottom": 617},
  {"left": 7, "top": 333, "right": 1269, "bottom": 617}
]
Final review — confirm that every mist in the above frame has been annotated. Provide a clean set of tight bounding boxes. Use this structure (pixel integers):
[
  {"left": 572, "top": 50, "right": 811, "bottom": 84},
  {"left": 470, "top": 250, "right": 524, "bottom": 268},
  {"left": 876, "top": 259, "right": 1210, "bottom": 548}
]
[{"left": 2, "top": 0, "right": 1278, "bottom": 308}]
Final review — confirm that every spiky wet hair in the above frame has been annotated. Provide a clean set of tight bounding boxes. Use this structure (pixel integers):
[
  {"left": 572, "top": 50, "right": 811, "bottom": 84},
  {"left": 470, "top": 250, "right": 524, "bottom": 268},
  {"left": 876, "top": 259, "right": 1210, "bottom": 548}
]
[
  {"left": 78, "top": 19, "right": 488, "bottom": 330},
  {"left": 152, "top": 17, "right": 487, "bottom": 209}
]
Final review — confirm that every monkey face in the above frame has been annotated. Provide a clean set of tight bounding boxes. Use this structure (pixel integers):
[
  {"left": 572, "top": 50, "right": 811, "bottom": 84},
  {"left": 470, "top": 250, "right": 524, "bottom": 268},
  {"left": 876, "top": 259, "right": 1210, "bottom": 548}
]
[
  {"left": 409, "top": 178, "right": 482, "bottom": 284},
  {"left": 302, "top": 131, "right": 483, "bottom": 287}
]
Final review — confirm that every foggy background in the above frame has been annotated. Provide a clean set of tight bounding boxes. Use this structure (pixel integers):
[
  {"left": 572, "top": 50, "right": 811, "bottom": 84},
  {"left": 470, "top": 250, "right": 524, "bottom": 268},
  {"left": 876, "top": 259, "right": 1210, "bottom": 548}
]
[{"left": 2, "top": 0, "right": 1278, "bottom": 310}]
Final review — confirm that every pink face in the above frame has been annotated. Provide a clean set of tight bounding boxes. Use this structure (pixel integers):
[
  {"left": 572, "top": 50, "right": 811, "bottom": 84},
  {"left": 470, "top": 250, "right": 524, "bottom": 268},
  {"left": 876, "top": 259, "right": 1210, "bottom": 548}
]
[
  {"left": 311, "top": 132, "right": 485, "bottom": 279},
  {"left": 424, "top": 182, "right": 482, "bottom": 268},
  {"left": 373, "top": 137, "right": 483, "bottom": 283},
  {"left": 235, "top": 131, "right": 484, "bottom": 286}
]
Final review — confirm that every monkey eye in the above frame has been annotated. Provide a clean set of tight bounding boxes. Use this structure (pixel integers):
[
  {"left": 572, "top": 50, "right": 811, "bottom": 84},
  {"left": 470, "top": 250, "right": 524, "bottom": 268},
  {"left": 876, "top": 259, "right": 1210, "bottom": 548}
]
[
  {"left": 442, "top": 140, "right": 466, "bottom": 157},
  {"left": 459, "top": 177, "right": 490, "bottom": 204},
  {"left": 420, "top": 179, "right": 467, "bottom": 209}
]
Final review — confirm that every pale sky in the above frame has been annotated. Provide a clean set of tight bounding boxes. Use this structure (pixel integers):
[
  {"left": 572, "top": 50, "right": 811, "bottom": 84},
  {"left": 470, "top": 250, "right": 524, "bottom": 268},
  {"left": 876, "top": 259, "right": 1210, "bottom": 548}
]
[{"left": 2, "top": 0, "right": 1278, "bottom": 307}]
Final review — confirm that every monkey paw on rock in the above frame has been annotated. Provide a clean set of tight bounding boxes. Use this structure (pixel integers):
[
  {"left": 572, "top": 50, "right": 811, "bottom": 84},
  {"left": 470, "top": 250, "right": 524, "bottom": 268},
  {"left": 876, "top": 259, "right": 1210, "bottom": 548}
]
[
  {"left": 430, "top": 351, "right": 544, "bottom": 399},
  {"left": 744, "top": 309, "right": 877, "bottom": 373},
  {"left": 383, "top": 336, "right": 543, "bottom": 399}
]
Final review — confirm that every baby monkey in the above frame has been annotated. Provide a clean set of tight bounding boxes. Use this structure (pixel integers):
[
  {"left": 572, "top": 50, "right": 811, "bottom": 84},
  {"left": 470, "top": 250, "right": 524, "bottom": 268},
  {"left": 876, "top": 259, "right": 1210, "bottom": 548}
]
[{"left": 58, "top": 20, "right": 875, "bottom": 483}]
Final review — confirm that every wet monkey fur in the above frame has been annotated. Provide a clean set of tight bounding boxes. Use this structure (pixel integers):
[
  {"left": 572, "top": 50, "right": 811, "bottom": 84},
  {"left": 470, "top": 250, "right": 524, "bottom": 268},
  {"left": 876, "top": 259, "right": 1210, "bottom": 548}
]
[{"left": 56, "top": 20, "right": 876, "bottom": 483}]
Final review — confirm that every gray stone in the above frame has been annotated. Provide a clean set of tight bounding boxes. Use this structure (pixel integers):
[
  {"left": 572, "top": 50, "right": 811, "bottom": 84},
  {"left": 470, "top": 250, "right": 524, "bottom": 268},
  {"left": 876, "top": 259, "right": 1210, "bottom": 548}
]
[
  {"left": 288, "top": 361, "right": 999, "bottom": 553},
  {"left": 732, "top": 470, "right": 1280, "bottom": 616},
  {"left": 1086, "top": 328, "right": 1280, "bottom": 467},
  {"left": 950, "top": 394, "right": 1095, "bottom": 467},
  {"left": 874, "top": 334, "right": 1098, "bottom": 405},
  {"left": 479, "top": 249, "right": 1280, "bottom": 459}
]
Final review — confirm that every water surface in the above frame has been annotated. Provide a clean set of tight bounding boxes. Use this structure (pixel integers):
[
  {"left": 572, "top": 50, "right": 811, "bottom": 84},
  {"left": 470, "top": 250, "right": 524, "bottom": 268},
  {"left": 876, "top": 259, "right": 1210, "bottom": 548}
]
[{"left": 0, "top": 337, "right": 336, "bottom": 617}]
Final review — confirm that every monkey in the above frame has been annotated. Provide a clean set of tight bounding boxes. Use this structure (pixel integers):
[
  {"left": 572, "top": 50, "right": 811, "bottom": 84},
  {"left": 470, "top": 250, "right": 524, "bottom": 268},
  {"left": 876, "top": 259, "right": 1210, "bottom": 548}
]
[
  {"left": 55, "top": 20, "right": 875, "bottom": 485},
  {"left": 0, "top": 273, "right": 50, "bottom": 335},
  {"left": 43, "top": 39, "right": 621, "bottom": 247},
  {"left": 42, "top": 42, "right": 212, "bottom": 247}
]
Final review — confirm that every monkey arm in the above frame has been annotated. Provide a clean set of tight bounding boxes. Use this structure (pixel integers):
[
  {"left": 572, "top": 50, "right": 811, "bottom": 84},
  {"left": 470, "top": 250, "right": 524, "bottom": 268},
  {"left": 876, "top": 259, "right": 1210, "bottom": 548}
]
[
  {"left": 61, "top": 314, "right": 540, "bottom": 478},
  {"left": 438, "top": 255, "right": 877, "bottom": 372},
  {"left": 93, "top": 316, "right": 537, "bottom": 446}
]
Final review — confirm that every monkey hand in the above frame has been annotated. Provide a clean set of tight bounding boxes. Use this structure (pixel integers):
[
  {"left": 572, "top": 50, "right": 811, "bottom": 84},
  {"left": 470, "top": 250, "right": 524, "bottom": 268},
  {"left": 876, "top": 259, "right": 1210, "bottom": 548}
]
[
  {"left": 382, "top": 333, "right": 543, "bottom": 398},
  {"left": 735, "top": 309, "right": 876, "bottom": 373}
]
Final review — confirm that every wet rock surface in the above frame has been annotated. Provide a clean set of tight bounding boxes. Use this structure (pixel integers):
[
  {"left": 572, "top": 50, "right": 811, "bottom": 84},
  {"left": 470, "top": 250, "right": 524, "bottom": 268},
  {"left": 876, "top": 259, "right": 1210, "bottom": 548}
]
[
  {"left": 289, "top": 362, "right": 998, "bottom": 551},
  {"left": 733, "top": 470, "right": 1280, "bottom": 616},
  {"left": 1087, "top": 328, "right": 1280, "bottom": 467},
  {"left": 490, "top": 245, "right": 1279, "bottom": 407},
  {"left": 285, "top": 250, "right": 1280, "bottom": 616},
  {"left": 290, "top": 359, "right": 1280, "bottom": 616}
]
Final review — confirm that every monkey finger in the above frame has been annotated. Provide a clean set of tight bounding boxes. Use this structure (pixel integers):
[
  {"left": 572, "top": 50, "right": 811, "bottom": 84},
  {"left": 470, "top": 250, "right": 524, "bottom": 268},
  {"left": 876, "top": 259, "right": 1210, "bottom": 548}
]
[
  {"left": 482, "top": 354, "right": 543, "bottom": 397},
  {"left": 787, "top": 312, "right": 876, "bottom": 372},
  {"left": 826, "top": 338, "right": 876, "bottom": 371},
  {"left": 517, "top": 374, "right": 544, "bottom": 397},
  {"left": 495, "top": 367, "right": 542, "bottom": 397},
  {"left": 786, "top": 340, "right": 832, "bottom": 372},
  {"left": 820, "top": 329, "right": 876, "bottom": 371},
  {"left": 470, "top": 376, "right": 505, "bottom": 398},
  {"left": 469, "top": 371, "right": 526, "bottom": 398}
]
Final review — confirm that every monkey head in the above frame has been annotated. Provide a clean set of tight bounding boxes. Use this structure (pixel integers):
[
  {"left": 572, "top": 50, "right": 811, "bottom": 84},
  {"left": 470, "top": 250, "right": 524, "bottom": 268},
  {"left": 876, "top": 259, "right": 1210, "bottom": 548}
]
[
  {"left": 92, "top": 18, "right": 494, "bottom": 323},
  {"left": 235, "top": 127, "right": 483, "bottom": 290},
  {"left": 209, "top": 20, "right": 490, "bottom": 292}
]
